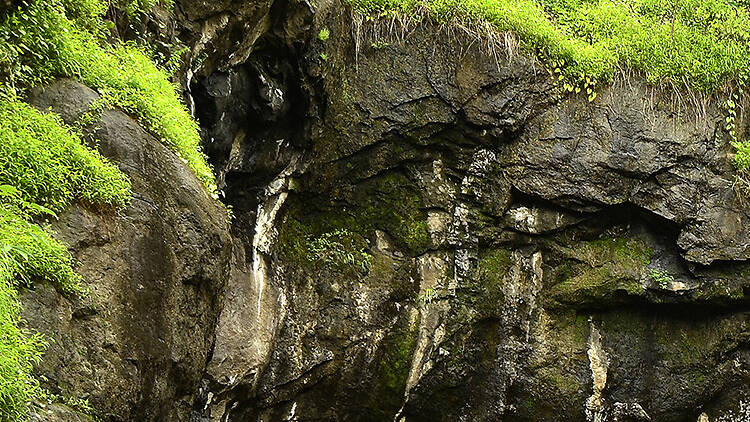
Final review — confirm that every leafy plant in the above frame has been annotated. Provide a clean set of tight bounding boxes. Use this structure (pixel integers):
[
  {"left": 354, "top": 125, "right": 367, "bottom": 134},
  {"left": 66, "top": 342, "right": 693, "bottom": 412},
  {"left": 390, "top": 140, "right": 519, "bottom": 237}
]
[
  {"left": 0, "top": 240, "right": 50, "bottom": 422},
  {"left": 119, "top": 0, "right": 174, "bottom": 17},
  {"left": 318, "top": 27, "right": 330, "bottom": 41},
  {"left": 307, "top": 229, "right": 372, "bottom": 274},
  {"left": 648, "top": 268, "right": 675, "bottom": 289},
  {"left": 0, "top": 100, "right": 130, "bottom": 214},
  {"left": 370, "top": 40, "right": 389, "bottom": 49},
  {"left": 419, "top": 287, "right": 438, "bottom": 306},
  {"left": 163, "top": 46, "right": 188, "bottom": 76},
  {"left": 0, "top": 100, "right": 131, "bottom": 420}
]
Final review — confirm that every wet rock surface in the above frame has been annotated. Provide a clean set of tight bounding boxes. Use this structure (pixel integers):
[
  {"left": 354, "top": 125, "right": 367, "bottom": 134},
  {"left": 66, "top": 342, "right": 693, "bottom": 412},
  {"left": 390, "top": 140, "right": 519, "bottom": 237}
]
[
  {"left": 19, "top": 0, "right": 750, "bottom": 421},
  {"left": 192, "top": 1, "right": 750, "bottom": 420}
]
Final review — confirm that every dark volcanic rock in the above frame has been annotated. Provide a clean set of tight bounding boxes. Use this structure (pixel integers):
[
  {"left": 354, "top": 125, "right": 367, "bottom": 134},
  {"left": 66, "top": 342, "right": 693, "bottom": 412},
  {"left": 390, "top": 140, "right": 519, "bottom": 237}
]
[
  {"left": 16, "top": 1, "right": 750, "bottom": 421},
  {"left": 192, "top": 5, "right": 750, "bottom": 422}
]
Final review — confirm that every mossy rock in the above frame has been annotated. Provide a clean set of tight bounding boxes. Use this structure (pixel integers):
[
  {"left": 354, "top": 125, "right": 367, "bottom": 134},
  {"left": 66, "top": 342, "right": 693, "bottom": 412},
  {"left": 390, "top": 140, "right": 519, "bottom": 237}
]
[
  {"left": 360, "top": 321, "right": 419, "bottom": 420},
  {"left": 456, "top": 248, "right": 513, "bottom": 319},
  {"left": 543, "top": 235, "right": 653, "bottom": 308},
  {"left": 507, "top": 311, "right": 590, "bottom": 421},
  {"left": 278, "top": 172, "right": 431, "bottom": 268}
]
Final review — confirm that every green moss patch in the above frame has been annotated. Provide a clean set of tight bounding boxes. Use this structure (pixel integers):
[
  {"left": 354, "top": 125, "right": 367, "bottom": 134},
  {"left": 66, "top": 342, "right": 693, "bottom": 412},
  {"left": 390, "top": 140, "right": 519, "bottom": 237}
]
[
  {"left": 457, "top": 249, "right": 512, "bottom": 318},
  {"left": 371, "top": 324, "right": 418, "bottom": 409},
  {"left": 279, "top": 173, "right": 430, "bottom": 272},
  {"left": 361, "top": 174, "right": 430, "bottom": 253},
  {"left": 544, "top": 236, "right": 653, "bottom": 308}
]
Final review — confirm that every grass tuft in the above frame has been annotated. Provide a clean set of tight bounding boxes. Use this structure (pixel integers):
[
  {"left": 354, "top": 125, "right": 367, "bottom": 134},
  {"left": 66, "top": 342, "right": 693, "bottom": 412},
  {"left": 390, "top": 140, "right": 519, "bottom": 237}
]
[
  {"left": 0, "top": 0, "right": 203, "bottom": 419},
  {"left": 347, "top": 0, "right": 750, "bottom": 92},
  {"left": 0, "top": 100, "right": 131, "bottom": 213},
  {"left": 0, "top": 97, "right": 131, "bottom": 421},
  {"left": 0, "top": 99, "right": 130, "bottom": 296}
]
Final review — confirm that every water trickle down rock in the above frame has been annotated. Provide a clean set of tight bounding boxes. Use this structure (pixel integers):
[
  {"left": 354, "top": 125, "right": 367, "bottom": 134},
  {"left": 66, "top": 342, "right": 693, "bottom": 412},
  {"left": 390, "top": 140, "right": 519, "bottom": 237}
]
[
  {"left": 585, "top": 320, "right": 609, "bottom": 422},
  {"left": 201, "top": 154, "right": 304, "bottom": 421},
  {"left": 495, "top": 250, "right": 545, "bottom": 414}
]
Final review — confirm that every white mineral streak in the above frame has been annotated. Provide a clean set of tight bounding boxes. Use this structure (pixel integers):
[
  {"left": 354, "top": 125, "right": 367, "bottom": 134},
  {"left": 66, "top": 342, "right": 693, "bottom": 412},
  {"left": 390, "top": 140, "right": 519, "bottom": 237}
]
[
  {"left": 510, "top": 206, "right": 537, "bottom": 233},
  {"left": 394, "top": 253, "right": 451, "bottom": 421},
  {"left": 253, "top": 192, "right": 288, "bottom": 317},
  {"left": 526, "top": 251, "right": 544, "bottom": 342},
  {"left": 451, "top": 202, "right": 473, "bottom": 289},
  {"left": 252, "top": 157, "right": 301, "bottom": 317},
  {"left": 287, "top": 402, "right": 298, "bottom": 420},
  {"left": 586, "top": 320, "right": 609, "bottom": 422}
]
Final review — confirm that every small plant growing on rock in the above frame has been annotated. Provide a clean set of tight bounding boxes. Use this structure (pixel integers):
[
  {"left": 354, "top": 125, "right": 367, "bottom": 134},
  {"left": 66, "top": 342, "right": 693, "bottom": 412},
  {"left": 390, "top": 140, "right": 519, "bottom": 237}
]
[
  {"left": 419, "top": 287, "right": 438, "bottom": 307},
  {"left": 648, "top": 269, "right": 674, "bottom": 289},
  {"left": 318, "top": 27, "right": 330, "bottom": 41},
  {"left": 308, "top": 228, "right": 371, "bottom": 274}
]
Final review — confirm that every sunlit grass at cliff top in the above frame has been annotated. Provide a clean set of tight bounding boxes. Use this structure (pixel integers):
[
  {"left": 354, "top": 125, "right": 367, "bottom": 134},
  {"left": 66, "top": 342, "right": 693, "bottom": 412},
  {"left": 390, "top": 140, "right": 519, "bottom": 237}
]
[{"left": 347, "top": 0, "right": 750, "bottom": 93}]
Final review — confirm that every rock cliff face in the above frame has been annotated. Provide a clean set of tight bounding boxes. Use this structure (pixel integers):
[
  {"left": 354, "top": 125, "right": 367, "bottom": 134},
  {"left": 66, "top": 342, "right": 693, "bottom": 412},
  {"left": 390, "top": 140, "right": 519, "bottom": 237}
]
[
  {"left": 22, "top": 79, "right": 232, "bottom": 421},
  {"left": 21, "top": 0, "right": 750, "bottom": 421}
]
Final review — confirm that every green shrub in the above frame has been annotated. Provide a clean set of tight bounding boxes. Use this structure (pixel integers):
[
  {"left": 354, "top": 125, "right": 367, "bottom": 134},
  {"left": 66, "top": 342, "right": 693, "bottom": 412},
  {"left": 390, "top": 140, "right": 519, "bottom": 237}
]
[
  {"left": 307, "top": 229, "right": 372, "bottom": 273},
  {"left": 0, "top": 264, "right": 47, "bottom": 422},
  {"left": 0, "top": 100, "right": 130, "bottom": 213}
]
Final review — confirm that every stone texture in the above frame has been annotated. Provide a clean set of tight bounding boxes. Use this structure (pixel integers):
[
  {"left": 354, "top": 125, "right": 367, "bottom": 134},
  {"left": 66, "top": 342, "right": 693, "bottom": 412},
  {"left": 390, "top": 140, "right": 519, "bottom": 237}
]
[
  {"left": 192, "top": 6, "right": 750, "bottom": 421},
  {"left": 21, "top": 79, "right": 232, "bottom": 422},
  {"left": 29, "top": 404, "right": 94, "bottom": 422},
  {"left": 16, "top": 1, "right": 750, "bottom": 421}
]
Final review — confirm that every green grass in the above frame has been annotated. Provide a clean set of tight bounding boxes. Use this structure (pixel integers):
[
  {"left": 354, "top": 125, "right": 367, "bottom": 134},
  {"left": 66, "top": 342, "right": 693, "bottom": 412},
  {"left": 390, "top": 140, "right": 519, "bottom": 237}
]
[
  {"left": 0, "top": 262, "right": 47, "bottom": 422},
  {"left": 0, "top": 101, "right": 130, "bottom": 214},
  {"left": 348, "top": 0, "right": 750, "bottom": 92},
  {"left": 119, "top": 0, "right": 174, "bottom": 17},
  {"left": 0, "top": 0, "right": 215, "bottom": 192}
]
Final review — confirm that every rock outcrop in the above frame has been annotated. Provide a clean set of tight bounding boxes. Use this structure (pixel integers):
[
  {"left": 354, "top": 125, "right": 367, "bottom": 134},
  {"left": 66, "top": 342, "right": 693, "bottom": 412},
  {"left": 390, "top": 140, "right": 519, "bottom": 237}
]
[
  {"left": 188, "top": 1, "right": 750, "bottom": 421},
  {"left": 21, "top": 79, "right": 232, "bottom": 422}
]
